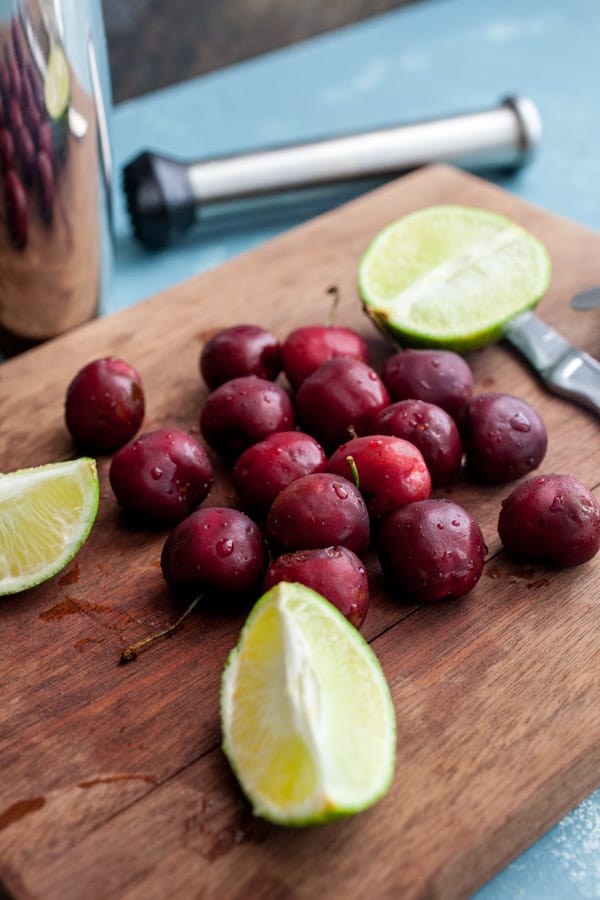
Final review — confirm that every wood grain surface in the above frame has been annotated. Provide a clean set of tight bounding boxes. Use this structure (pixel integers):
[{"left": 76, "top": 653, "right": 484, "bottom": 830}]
[{"left": 0, "top": 165, "right": 599, "bottom": 900}]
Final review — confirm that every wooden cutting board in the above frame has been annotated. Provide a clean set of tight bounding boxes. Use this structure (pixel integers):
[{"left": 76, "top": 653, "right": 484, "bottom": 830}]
[{"left": 1, "top": 164, "right": 600, "bottom": 900}]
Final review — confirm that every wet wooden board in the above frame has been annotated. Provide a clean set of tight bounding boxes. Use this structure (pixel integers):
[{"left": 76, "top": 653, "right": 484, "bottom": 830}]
[{"left": 1, "top": 164, "right": 599, "bottom": 900}]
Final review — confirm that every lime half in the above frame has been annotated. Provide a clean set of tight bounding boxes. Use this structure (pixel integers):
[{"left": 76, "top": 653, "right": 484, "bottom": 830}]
[
  {"left": 44, "top": 44, "right": 70, "bottom": 120},
  {"left": 221, "top": 582, "right": 396, "bottom": 826},
  {"left": 358, "top": 205, "right": 551, "bottom": 352},
  {"left": 0, "top": 458, "right": 99, "bottom": 596}
]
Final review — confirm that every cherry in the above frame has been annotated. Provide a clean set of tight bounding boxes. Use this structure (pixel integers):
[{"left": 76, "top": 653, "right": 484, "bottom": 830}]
[
  {"left": 381, "top": 349, "right": 474, "bottom": 423},
  {"left": 7, "top": 96, "right": 22, "bottom": 130},
  {"left": 161, "top": 507, "right": 267, "bottom": 597},
  {"left": 231, "top": 431, "right": 327, "bottom": 517},
  {"left": 26, "top": 63, "right": 45, "bottom": 119},
  {"left": 0, "top": 57, "right": 10, "bottom": 111},
  {"left": 377, "top": 499, "right": 487, "bottom": 602},
  {"left": 463, "top": 392, "right": 547, "bottom": 484},
  {"left": 21, "top": 66, "right": 39, "bottom": 134},
  {"left": 295, "top": 357, "right": 389, "bottom": 450},
  {"left": 263, "top": 546, "right": 369, "bottom": 629},
  {"left": 122, "top": 507, "right": 267, "bottom": 662},
  {"left": 36, "top": 120, "right": 53, "bottom": 161},
  {"left": 35, "top": 150, "right": 54, "bottom": 223},
  {"left": 200, "top": 324, "right": 281, "bottom": 389},
  {"left": 4, "top": 168, "right": 27, "bottom": 249},
  {"left": 109, "top": 429, "right": 214, "bottom": 526},
  {"left": 14, "top": 123, "right": 35, "bottom": 184},
  {"left": 200, "top": 375, "right": 295, "bottom": 460},
  {"left": 5, "top": 48, "right": 21, "bottom": 102},
  {"left": 0, "top": 127, "right": 14, "bottom": 172},
  {"left": 371, "top": 400, "right": 463, "bottom": 487},
  {"left": 11, "top": 19, "right": 24, "bottom": 71},
  {"left": 328, "top": 434, "right": 431, "bottom": 523},
  {"left": 281, "top": 324, "right": 369, "bottom": 389},
  {"left": 498, "top": 474, "right": 600, "bottom": 568},
  {"left": 65, "top": 357, "right": 145, "bottom": 452},
  {"left": 266, "top": 472, "right": 370, "bottom": 556}
]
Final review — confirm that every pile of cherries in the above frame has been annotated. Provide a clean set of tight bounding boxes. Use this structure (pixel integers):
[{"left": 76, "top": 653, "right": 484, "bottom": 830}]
[
  {"left": 64, "top": 315, "right": 600, "bottom": 650},
  {"left": 0, "top": 17, "right": 59, "bottom": 250}
]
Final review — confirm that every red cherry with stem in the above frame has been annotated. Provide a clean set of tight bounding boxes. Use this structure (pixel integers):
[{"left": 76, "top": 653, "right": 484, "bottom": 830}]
[
  {"left": 371, "top": 399, "right": 463, "bottom": 487},
  {"left": 121, "top": 506, "right": 267, "bottom": 663},
  {"left": 328, "top": 434, "right": 431, "bottom": 523},
  {"left": 281, "top": 285, "right": 369, "bottom": 389}
]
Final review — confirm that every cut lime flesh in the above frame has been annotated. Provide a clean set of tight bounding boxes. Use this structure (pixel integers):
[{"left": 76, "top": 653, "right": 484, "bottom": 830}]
[
  {"left": 358, "top": 205, "right": 551, "bottom": 352},
  {"left": 44, "top": 44, "right": 70, "bottom": 120},
  {"left": 0, "top": 458, "right": 99, "bottom": 596},
  {"left": 221, "top": 582, "right": 396, "bottom": 826}
]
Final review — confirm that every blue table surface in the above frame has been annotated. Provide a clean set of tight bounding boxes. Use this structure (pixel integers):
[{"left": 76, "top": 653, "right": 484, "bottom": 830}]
[{"left": 107, "top": 0, "right": 600, "bottom": 896}]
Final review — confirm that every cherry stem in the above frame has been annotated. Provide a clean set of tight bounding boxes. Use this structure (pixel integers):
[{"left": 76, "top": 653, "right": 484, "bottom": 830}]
[
  {"left": 119, "top": 593, "right": 203, "bottom": 664},
  {"left": 346, "top": 455, "right": 360, "bottom": 490},
  {"left": 325, "top": 285, "right": 340, "bottom": 327}
]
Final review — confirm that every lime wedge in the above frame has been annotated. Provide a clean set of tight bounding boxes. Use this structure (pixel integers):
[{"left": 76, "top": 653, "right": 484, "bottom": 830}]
[
  {"left": 0, "top": 458, "right": 99, "bottom": 596},
  {"left": 221, "top": 582, "right": 396, "bottom": 826},
  {"left": 44, "top": 44, "right": 70, "bottom": 120},
  {"left": 358, "top": 205, "right": 551, "bottom": 352}
]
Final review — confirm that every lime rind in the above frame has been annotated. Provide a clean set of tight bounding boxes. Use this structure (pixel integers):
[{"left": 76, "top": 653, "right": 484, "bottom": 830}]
[
  {"left": 221, "top": 582, "right": 396, "bottom": 826},
  {"left": 0, "top": 458, "right": 99, "bottom": 596},
  {"left": 358, "top": 205, "right": 552, "bottom": 352}
]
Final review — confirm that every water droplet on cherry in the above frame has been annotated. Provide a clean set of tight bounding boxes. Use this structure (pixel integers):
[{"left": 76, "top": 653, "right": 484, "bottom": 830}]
[
  {"left": 217, "top": 538, "right": 234, "bottom": 558},
  {"left": 510, "top": 412, "right": 531, "bottom": 432},
  {"left": 333, "top": 482, "right": 348, "bottom": 500}
]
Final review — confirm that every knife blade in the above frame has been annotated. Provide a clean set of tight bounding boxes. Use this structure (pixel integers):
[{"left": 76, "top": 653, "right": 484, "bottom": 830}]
[{"left": 503, "top": 311, "right": 600, "bottom": 418}]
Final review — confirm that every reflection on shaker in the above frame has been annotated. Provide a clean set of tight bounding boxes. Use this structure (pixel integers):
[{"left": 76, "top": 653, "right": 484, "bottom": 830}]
[{"left": 0, "top": 2, "right": 103, "bottom": 344}]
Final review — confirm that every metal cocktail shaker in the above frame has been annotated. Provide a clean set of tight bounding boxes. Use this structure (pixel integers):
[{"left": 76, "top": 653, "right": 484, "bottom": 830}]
[{"left": 0, "top": 0, "right": 112, "bottom": 345}]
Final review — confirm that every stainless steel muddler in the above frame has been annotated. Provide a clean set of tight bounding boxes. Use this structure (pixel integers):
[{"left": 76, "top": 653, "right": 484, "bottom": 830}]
[{"left": 123, "top": 95, "right": 541, "bottom": 249}]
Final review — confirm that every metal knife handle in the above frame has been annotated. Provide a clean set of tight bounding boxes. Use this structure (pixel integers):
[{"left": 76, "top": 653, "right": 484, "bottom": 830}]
[
  {"left": 123, "top": 95, "right": 542, "bottom": 249},
  {"left": 504, "top": 312, "right": 600, "bottom": 417}
]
